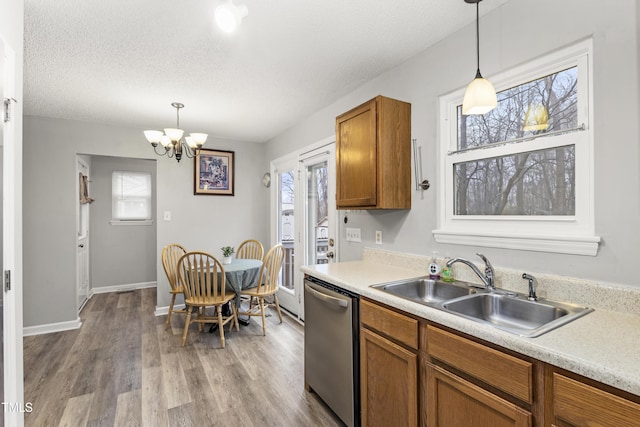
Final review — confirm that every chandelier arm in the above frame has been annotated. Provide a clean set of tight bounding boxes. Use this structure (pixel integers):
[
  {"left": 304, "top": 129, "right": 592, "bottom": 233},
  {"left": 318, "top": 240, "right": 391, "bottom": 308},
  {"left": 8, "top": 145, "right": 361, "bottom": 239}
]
[
  {"left": 182, "top": 142, "right": 198, "bottom": 159},
  {"left": 152, "top": 144, "right": 170, "bottom": 157}
]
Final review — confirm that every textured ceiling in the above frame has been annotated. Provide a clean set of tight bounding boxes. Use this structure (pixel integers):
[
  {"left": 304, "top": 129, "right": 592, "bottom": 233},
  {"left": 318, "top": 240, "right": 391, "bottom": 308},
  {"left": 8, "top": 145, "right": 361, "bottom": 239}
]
[{"left": 24, "top": 0, "right": 510, "bottom": 143}]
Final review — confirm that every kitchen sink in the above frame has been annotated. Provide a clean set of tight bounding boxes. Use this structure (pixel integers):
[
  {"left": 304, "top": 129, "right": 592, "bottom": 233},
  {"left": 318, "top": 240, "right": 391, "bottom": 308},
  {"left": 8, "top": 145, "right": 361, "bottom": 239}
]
[
  {"left": 371, "top": 278, "right": 481, "bottom": 307},
  {"left": 442, "top": 293, "right": 593, "bottom": 338}
]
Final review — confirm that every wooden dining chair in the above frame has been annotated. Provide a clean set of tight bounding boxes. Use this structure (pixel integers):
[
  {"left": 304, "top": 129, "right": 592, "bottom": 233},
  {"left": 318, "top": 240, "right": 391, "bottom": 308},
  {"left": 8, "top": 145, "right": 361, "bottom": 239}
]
[
  {"left": 177, "top": 251, "right": 239, "bottom": 348},
  {"left": 162, "top": 243, "right": 187, "bottom": 330},
  {"left": 238, "top": 244, "right": 285, "bottom": 336},
  {"left": 236, "top": 239, "right": 264, "bottom": 261}
]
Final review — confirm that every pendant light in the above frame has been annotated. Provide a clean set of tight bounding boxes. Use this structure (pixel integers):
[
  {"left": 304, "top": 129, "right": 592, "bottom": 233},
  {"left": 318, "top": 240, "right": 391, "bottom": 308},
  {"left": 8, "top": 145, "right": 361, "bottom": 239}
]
[{"left": 462, "top": 0, "right": 497, "bottom": 115}]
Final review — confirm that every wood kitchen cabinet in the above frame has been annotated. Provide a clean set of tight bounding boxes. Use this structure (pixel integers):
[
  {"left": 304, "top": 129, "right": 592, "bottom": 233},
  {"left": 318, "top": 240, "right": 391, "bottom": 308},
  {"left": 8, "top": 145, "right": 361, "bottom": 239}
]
[
  {"left": 358, "top": 299, "right": 640, "bottom": 427},
  {"left": 549, "top": 370, "right": 640, "bottom": 427},
  {"left": 421, "top": 324, "right": 534, "bottom": 426},
  {"left": 336, "top": 95, "right": 411, "bottom": 209},
  {"left": 360, "top": 299, "right": 418, "bottom": 427},
  {"left": 424, "top": 362, "right": 531, "bottom": 427}
]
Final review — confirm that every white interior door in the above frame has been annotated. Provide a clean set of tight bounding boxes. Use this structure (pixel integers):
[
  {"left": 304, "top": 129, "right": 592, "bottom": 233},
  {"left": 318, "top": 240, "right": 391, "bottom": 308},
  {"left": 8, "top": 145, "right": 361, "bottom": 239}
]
[
  {"left": 273, "top": 139, "right": 337, "bottom": 320},
  {"left": 76, "top": 158, "right": 90, "bottom": 311},
  {"left": 1, "top": 36, "right": 24, "bottom": 427}
]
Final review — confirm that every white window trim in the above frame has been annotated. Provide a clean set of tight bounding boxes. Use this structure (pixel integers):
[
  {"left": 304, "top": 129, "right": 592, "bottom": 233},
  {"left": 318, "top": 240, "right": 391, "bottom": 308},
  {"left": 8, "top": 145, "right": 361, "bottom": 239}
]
[
  {"left": 109, "top": 219, "right": 154, "bottom": 226},
  {"left": 433, "top": 38, "right": 600, "bottom": 256}
]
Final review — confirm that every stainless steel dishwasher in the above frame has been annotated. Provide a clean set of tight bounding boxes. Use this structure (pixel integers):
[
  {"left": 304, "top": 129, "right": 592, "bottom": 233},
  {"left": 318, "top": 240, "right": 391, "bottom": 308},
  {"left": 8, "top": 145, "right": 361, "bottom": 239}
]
[{"left": 304, "top": 276, "right": 360, "bottom": 427}]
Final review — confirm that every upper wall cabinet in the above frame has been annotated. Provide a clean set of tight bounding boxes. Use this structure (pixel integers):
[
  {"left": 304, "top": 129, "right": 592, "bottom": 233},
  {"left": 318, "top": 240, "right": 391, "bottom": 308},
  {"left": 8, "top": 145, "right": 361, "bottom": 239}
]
[{"left": 336, "top": 95, "right": 411, "bottom": 209}]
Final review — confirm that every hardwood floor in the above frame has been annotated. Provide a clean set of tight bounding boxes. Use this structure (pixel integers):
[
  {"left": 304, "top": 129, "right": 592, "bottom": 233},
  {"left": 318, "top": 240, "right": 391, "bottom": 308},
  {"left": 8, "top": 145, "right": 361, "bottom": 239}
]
[{"left": 23, "top": 288, "right": 343, "bottom": 427}]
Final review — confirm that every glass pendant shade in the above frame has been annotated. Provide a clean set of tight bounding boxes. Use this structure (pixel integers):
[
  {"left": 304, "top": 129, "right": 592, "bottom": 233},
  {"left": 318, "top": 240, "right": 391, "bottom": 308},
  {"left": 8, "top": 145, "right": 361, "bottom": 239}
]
[
  {"left": 164, "top": 128, "right": 184, "bottom": 141},
  {"left": 190, "top": 133, "right": 208, "bottom": 146},
  {"left": 144, "top": 130, "right": 163, "bottom": 144},
  {"left": 160, "top": 135, "right": 172, "bottom": 147},
  {"left": 462, "top": 75, "right": 498, "bottom": 115},
  {"left": 185, "top": 136, "right": 197, "bottom": 148}
]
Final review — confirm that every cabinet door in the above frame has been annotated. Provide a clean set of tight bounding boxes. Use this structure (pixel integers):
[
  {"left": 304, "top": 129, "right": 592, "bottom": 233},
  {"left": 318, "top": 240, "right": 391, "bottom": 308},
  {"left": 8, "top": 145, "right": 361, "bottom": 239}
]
[
  {"left": 336, "top": 99, "right": 377, "bottom": 208},
  {"left": 552, "top": 373, "right": 640, "bottom": 427},
  {"left": 424, "top": 362, "right": 531, "bottom": 427},
  {"left": 361, "top": 327, "right": 418, "bottom": 427}
]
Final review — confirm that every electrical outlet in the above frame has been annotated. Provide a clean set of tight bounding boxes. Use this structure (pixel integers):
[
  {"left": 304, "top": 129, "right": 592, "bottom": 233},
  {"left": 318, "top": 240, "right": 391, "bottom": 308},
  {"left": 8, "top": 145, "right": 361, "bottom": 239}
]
[
  {"left": 375, "top": 230, "right": 382, "bottom": 245},
  {"left": 346, "top": 227, "right": 361, "bottom": 242}
]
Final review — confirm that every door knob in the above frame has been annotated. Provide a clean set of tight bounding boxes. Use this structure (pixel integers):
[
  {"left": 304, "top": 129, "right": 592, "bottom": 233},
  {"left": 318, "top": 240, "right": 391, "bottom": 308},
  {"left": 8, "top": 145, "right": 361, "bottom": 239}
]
[
  {"left": 326, "top": 251, "right": 334, "bottom": 259},
  {"left": 78, "top": 244, "right": 85, "bottom": 248}
]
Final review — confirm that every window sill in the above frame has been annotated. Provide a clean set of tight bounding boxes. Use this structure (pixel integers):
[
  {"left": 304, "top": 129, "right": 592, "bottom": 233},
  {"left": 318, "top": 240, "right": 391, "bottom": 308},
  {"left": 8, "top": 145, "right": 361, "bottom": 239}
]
[
  {"left": 110, "top": 220, "right": 154, "bottom": 226},
  {"left": 432, "top": 229, "right": 600, "bottom": 256}
]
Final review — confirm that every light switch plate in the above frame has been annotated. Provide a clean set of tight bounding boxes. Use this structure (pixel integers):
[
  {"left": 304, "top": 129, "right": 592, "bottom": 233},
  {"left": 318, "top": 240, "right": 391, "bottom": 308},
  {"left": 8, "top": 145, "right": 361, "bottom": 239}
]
[
  {"left": 346, "top": 227, "right": 361, "bottom": 242},
  {"left": 163, "top": 211, "right": 172, "bottom": 221}
]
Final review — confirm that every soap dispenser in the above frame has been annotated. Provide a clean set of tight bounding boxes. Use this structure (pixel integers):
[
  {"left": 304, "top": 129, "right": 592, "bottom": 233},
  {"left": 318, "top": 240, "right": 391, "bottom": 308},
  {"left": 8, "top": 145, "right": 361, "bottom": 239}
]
[{"left": 428, "top": 251, "right": 441, "bottom": 280}]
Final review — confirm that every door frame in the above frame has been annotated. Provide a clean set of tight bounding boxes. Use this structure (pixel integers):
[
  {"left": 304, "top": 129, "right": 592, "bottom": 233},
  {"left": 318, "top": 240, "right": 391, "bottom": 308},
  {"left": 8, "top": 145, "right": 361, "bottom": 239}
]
[
  {"left": 76, "top": 156, "right": 90, "bottom": 312},
  {"left": 1, "top": 36, "right": 25, "bottom": 427},
  {"left": 271, "top": 135, "right": 338, "bottom": 320}
]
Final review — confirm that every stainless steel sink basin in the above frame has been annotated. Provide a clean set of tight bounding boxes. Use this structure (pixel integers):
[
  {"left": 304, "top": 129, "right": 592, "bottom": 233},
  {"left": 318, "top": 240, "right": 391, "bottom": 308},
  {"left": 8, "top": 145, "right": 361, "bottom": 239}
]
[
  {"left": 372, "top": 278, "right": 481, "bottom": 307},
  {"left": 442, "top": 293, "right": 593, "bottom": 337}
]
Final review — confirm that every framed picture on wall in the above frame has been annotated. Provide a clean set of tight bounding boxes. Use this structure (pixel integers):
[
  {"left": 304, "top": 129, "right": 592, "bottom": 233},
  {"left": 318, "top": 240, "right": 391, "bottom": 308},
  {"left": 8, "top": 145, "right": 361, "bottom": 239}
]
[{"left": 194, "top": 149, "right": 235, "bottom": 196}]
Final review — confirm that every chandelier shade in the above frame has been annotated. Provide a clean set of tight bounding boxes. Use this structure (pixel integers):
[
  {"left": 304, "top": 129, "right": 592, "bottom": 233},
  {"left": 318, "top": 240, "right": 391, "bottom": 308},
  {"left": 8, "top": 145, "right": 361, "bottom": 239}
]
[
  {"left": 462, "top": 0, "right": 497, "bottom": 116},
  {"left": 144, "top": 102, "right": 207, "bottom": 163}
]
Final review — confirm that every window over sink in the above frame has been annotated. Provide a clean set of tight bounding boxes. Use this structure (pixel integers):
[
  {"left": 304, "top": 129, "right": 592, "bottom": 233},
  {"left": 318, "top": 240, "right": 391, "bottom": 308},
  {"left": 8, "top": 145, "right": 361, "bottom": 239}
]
[{"left": 434, "top": 39, "right": 600, "bottom": 255}]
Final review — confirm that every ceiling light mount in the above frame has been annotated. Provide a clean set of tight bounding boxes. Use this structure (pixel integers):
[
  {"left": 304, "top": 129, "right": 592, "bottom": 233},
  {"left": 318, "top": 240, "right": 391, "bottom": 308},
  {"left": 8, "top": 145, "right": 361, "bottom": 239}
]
[
  {"left": 144, "top": 102, "right": 208, "bottom": 163},
  {"left": 215, "top": 0, "right": 248, "bottom": 34},
  {"left": 462, "top": 0, "right": 497, "bottom": 115}
]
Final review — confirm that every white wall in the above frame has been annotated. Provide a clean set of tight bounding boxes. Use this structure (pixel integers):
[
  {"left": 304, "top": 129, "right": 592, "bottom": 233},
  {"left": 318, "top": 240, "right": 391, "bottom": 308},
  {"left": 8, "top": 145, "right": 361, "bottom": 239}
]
[
  {"left": 89, "top": 156, "right": 157, "bottom": 289},
  {"left": 265, "top": 0, "right": 640, "bottom": 288},
  {"left": 23, "top": 116, "right": 269, "bottom": 327}
]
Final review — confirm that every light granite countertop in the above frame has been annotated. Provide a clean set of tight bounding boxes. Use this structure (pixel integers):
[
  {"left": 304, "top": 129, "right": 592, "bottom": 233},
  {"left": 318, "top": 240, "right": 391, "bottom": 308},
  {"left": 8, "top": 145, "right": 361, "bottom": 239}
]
[{"left": 301, "top": 256, "right": 640, "bottom": 397}]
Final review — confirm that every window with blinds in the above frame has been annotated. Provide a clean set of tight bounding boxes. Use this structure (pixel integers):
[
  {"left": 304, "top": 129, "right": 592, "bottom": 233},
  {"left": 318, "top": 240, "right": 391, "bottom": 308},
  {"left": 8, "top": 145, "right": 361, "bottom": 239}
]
[{"left": 111, "top": 171, "right": 152, "bottom": 222}]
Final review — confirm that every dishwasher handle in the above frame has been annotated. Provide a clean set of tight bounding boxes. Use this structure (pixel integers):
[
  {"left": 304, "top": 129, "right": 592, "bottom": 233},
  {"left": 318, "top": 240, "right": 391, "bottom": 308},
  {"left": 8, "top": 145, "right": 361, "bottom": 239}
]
[{"left": 306, "top": 283, "right": 348, "bottom": 308}]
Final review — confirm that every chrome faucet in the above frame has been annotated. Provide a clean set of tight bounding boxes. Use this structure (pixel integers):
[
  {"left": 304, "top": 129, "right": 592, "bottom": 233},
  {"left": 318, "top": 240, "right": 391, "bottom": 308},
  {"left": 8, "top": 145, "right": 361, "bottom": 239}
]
[
  {"left": 446, "top": 253, "right": 495, "bottom": 291},
  {"left": 522, "top": 273, "right": 538, "bottom": 301}
]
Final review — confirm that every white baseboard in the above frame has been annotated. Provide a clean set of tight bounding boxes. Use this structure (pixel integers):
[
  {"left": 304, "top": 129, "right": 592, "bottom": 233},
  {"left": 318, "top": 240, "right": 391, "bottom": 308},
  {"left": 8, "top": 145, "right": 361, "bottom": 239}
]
[
  {"left": 154, "top": 303, "right": 185, "bottom": 317},
  {"left": 90, "top": 281, "right": 156, "bottom": 296},
  {"left": 23, "top": 317, "right": 83, "bottom": 337}
]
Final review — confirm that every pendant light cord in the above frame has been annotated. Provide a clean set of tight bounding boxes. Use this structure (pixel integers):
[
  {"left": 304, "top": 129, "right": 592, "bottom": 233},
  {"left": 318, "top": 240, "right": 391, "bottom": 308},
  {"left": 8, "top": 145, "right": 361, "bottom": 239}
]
[{"left": 475, "top": 0, "right": 482, "bottom": 78}]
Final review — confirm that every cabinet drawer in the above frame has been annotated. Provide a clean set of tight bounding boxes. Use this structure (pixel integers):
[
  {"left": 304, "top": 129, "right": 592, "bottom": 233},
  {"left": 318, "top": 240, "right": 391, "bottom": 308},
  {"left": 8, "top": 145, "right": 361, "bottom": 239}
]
[
  {"left": 361, "top": 299, "right": 418, "bottom": 350},
  {"left": 426, "top": 325, "right": 532, "bottom": 403},
  {"left": 553, "top": 373, "right": 640, "bottom": 426}
]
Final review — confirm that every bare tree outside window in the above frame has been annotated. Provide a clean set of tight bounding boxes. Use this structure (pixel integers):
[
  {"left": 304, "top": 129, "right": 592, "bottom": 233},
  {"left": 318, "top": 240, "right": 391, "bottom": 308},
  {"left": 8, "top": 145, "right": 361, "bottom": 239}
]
[
  {"left": 315, "top": 166, "right": 328, "bottom": 221},
  {"left": 455, "top": 67, "right": 578, "bottom": 216}
]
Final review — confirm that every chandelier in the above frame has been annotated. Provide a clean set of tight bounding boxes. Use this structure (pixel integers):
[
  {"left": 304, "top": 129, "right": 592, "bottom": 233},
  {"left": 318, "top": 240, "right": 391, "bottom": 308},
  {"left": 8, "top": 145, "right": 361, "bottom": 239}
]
[{"left": 144, "top": 102, "right": 208, "bottom": 163}]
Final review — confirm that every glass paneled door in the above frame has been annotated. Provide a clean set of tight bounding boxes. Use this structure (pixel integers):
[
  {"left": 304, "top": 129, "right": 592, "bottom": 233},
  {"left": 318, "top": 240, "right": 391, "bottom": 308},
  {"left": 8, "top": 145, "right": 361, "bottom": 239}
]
[{"left": 274, "top": 142, "right": 336, "bottom": 319}]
